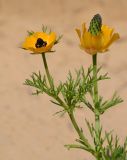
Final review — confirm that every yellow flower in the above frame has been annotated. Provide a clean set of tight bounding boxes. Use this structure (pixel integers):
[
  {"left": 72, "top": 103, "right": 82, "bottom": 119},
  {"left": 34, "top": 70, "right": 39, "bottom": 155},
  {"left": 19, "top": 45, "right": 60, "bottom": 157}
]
[
  {"left": 22, "top": 32, "right": 56, "bottom": 54},
  {"left": 76, "top": 23, "right": 120, "bottom": 55}
]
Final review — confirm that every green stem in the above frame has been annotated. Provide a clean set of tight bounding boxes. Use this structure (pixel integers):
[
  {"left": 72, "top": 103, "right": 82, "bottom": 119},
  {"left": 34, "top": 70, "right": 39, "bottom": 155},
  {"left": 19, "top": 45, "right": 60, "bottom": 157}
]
[
  {"left": 41, "top": 53, "right": 68, "bottom": 110},
  {"left": 69, "top": 113, "right": 85, "bottom": 141},
  {"left": 42, "top": 53, "right": 54, "bottom": 88},
  {"left": 92, "top": 54, "right": 98, "bottom": 104},
  {"left": 69, "top": 112, "right": 95, "bottom": 155},
  {"left": 41, "top": 52, "right": 96, "bottom": 156},
  {"left": 92, "top": 54, "right": 100, "bottom": 142}
]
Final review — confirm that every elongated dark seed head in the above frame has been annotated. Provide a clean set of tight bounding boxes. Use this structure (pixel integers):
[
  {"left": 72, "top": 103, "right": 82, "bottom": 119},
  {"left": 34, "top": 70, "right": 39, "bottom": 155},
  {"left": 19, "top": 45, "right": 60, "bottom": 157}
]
[{"left": 88, "top": 14, "right": 102, "bottom": 36}]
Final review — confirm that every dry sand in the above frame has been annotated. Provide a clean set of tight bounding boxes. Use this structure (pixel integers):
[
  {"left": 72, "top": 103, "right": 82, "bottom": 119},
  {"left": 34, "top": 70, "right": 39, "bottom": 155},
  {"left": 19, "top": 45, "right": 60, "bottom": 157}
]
[{"left": 0, "top": 0, "right": 127, "bottom": 160}]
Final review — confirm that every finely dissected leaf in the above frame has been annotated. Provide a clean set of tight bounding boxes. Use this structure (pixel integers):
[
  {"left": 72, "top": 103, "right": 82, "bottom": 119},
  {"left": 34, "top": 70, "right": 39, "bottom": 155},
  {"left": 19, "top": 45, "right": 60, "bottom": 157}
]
[
  {"left": 54, "top": 35, "right": 63, "bottom": 45},
  {"left": 24, "top": 72, "right": 46, "bottom": 92},
  {"left": 64, "top": 143, "right": 92, "bottom": 152},
  {"left": 27, "top": 30, "right": 34, "bottom": 36},
  {"left": 24, "top": 66, "right": 119, "bottom": 114},
  {"left": 42, "top": 25, "right": 48, "bottom": 33},
  {"left": 98, "top": 72, "right": 110, "bottom": 81},
  {"left": 60, "top": 66, "right": 99, "bottom": 110},
  {"left": 53, "top": 109, "right": 66, "bottom": 116},
  {"left": 100, "top": 92, "right": 123, "bottom": 114},
  {"left": 85, "top": 119, "right": 95, "bottom": 139},
  {"left": 103, "top": 132, "right": 127, "bottom": 160},
  {"left": 24, "top": 63, "right": 125, "bottom": 160},
  {"left": 50, "top": 100, "right": 61, "bottom": 106}
]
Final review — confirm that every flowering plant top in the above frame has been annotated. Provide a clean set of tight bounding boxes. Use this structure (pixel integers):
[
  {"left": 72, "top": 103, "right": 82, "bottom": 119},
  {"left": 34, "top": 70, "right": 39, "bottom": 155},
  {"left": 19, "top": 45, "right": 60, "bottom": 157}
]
[
  {"left": 21, "top": 14, "right": 127, "bottom": 160},
  {"left": 76, "top": 14, "right": 120, "bottom": 55}
]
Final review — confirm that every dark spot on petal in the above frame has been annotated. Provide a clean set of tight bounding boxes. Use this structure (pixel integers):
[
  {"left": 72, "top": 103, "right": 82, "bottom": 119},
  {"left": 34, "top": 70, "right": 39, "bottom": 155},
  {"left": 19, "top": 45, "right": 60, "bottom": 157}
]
[{"left": 35, "top": 38, "right": 47, "bottom": 48}]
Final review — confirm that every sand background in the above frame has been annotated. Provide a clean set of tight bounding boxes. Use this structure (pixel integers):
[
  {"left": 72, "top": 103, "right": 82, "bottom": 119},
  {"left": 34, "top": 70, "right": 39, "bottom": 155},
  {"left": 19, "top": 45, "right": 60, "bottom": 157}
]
[{"left": 0, "top": 0, "right": 127, "bottom": 160}]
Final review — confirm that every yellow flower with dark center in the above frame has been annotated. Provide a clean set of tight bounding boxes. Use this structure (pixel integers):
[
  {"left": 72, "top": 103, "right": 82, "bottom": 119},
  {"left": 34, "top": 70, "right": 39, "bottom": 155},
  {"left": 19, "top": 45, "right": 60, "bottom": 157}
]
[
  {"left": 22, "top": 32, "right": 56, "bottom": 54},
  {"left": 76, "top": 23, "right": 120, "bottom": 55}
]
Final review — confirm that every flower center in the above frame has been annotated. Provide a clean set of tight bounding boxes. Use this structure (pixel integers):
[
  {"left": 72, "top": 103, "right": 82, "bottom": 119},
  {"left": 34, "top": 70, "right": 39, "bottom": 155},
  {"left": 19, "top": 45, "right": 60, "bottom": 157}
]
[
  {"left": 35, "top": 38, "right": 47, "bottom": 48},
  {"left": 88, "top": 14, "right": 102, "bottom": 36}
]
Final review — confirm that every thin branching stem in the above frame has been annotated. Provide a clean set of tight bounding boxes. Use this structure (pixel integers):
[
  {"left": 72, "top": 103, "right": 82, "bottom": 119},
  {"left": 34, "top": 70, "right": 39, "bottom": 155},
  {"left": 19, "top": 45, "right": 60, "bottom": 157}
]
[
  {"left": 42, "top": 53, "right": 54, "bottom": 88},
  {"left": 41, "top": 53, "right": 94, "bottom": 154},
  {"left": 92, "top": 54, "right": 101, "bottom": 157},
  {"left": 93, "top": 54, "right": 100, "bottom": 129},
  {"left": 68, "top": 112, "right": 95, "bottom": 155}
]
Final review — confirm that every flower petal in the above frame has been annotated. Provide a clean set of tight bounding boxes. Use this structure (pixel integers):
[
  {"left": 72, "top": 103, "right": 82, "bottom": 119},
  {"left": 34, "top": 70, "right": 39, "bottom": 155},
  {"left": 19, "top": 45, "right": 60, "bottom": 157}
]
[
  {"left": 76, "top": 22, "right": 120, "bottom": 55},
  {"left": 76, "top": 28, "right": 81, "bottom": 39},
  {"left": 91, "top": 34, "right": 102, "bottom": 50},
  {"left": 22, "top": 36, "right": 36, "bottom": 50},
  {"left": 101, "top": 25, "right": 114, "bottom": 47},
  {"left": 82, "top": 32, "right": 92, "bottom": 48},
  {"left": 82, "top": 23, "right": 86, "bottom": 37},
  {"left": 105, "top": 33, "right": 120, "bottom": 49},
  {"left": 22, "top": 31, "right": 57, "bottom": 54},
  {"left": 48, "top": 32, "right": 57, "bottom": 44}
]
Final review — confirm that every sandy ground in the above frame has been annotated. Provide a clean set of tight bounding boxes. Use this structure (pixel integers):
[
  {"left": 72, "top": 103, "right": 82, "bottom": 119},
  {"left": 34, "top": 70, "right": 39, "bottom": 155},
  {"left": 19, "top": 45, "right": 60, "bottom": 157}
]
[{"left": 0, "top": 0, "right": 127, "bottom": 160}]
